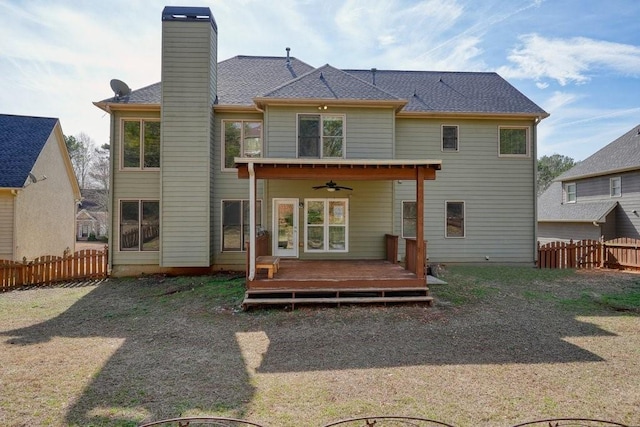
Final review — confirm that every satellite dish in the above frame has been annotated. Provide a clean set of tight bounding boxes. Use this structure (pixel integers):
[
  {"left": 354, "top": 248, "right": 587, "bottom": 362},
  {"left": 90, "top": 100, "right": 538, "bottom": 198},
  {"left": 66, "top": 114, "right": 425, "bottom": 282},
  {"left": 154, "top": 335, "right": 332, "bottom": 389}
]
[
  {"left": 28, "top": 172, "right": 38, "bottom": 183},
  {"left": 110, "top": 79, "right": 131, "bottom": 98}
]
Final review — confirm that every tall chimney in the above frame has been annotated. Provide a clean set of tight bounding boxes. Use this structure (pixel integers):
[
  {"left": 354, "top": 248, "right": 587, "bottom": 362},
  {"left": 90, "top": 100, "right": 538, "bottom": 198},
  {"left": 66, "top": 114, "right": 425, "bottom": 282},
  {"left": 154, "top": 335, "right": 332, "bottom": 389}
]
[{"left": 160, "top": 6, "right": 217, "bottom": 267}]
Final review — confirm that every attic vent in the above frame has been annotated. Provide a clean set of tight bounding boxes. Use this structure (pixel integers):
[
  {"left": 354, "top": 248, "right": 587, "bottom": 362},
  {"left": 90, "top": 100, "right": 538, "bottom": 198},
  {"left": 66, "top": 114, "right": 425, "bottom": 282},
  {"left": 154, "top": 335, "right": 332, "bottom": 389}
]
[
  {"left": 438, "top": 77, "right": 443, "bottom": 83},
  {"left": 319, "top": 72, "right": 324, "bottom": 80}
]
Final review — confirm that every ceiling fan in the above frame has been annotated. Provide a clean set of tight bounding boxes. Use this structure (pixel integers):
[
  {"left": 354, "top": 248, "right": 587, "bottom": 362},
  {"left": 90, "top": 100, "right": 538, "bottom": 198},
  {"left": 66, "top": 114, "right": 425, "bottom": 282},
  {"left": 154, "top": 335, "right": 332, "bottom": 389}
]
[{"left": 312, "top": 180, "right": 353, "bottom": 192}]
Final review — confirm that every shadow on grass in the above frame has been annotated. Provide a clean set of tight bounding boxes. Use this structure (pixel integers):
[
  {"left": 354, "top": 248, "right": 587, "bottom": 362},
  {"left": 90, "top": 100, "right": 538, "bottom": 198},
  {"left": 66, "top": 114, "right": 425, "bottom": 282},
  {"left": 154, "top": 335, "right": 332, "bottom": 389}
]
[
  {"left": 1, "top": 268, "right": 633, "bottom": 425},
  {"left": 2, "top": 276, "right": 256, "bottom": 426}
]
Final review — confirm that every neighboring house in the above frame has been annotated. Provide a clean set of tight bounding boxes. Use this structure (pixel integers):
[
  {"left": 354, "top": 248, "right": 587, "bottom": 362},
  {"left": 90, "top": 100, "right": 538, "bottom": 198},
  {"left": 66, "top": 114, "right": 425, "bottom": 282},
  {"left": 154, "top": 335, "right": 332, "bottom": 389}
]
[
  {"left": 76, "top": 189, "right": 108, "bottom": 240},
  {"left": 538, "top": 124, "right": 640, "bottom": 244},
  {"left": 0, "top": 114, "right": 81, "bottom": 261},
  {"left": 94, "top": 6, "right": 548, "bottom": 278}
]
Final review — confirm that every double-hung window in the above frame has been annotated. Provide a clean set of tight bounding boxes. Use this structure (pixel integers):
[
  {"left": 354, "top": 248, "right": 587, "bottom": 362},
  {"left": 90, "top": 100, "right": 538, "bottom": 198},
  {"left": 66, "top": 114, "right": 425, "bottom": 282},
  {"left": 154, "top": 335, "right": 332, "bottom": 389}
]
[
  {"left": 402, "top": 201, "right": 417, "bottom": 238},
  {"left": 119, "top": 200, "right": 160, "bottom": 251},
  {"left": 565, "top": 183, "right": 576, "bottom": 203},
  {"left": 222, "top": 200, "right": 262, "bottom": 251},
  {"left": 442, "top": 125, "right": 459, "bottom": 151},
  {"left": 223, "top": 120, "right": 262, "bottom": 170},
  {"left": 298, "top": 114, "right": 344, "bottom": 158},
  {"left": 305, "top": 199, "right": 348, "bottom": 252},
  {"left": 610, "top": 177, "right": 621, "bottom": 197},
  {"left": 122, "top": 120, "right": 160, "bottom": 169},
  {"left": 445, "top": 201, "right": 465, "bottom": 238},
  {"left": 498, "top": 126, "right": 529, "bottom": 157}
]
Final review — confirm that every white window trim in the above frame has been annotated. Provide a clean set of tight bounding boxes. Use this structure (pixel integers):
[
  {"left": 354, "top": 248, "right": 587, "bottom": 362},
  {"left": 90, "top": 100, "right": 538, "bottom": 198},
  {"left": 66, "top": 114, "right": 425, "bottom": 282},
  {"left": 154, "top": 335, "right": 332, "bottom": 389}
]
[
  {"left": 441, "top": 124, "right": 459, "bottom": 152},
  {"left": 119, "top": 118, "right": 161, "bottom": 171},
  {"left": 304, "top": 198, "right": 349, "bottom": 253},
  {"left": 117, "top": 199, "right": 160, "bottom": 252},
  {"left": 221, "top": 119, "right": 263, "bottom": 172},
  {"left": 401, "top": 200, "right": 417, "bottom": 238},
  {"left": 296, "top": 113, "right": 346, "bottom": 159},
  {"left": 445, "top": 200, "right": 466, "bottom": 239},
  {"left": 610, "top": 176, "right": 621, "bottom": 198},
  {"left": 498, "top": 126, "right": 530, "bottom": 158},
  {"left": 220, "top": 199, "right": 263, "bottom": 252},
  {"left": 565, "top": 182, "right": 576, "bottom": 203}
]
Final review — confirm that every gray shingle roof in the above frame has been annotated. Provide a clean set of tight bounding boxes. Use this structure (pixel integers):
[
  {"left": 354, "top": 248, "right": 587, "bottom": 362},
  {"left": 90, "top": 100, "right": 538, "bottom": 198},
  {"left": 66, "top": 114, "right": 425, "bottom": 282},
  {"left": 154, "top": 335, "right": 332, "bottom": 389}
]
[
  {"left": 262, "top": 64, "right": 401, "bottom": 101},
  {"left": 344, "top": 69, "right": 547, "bottom": 115},
  {"left": 558, "top": 124, "right": 640, "bottom": 181},
  {"left": 0, "top": 114, "right": 57, "bottom": 188},
  {"left": 218, "top": 56, "right": 315, "bottom": 104},
  {"left": 96, "top": 56, "right": 547, "bottom": 116},
  {"left": 537, "top": 181, "right": 618, "bottom": 222}
]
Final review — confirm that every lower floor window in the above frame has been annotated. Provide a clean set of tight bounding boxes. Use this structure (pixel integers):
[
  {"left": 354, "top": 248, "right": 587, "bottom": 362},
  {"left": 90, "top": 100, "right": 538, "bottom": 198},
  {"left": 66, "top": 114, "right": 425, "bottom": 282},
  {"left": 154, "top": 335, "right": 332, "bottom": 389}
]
[
  {"left": 222, "top": 200, "right": 262, "bottom": 251},
  {"left": 402, "top": 201, "right": 417, "bottom": 238},
  {"left": 305, "top": 198, "right": 348, "bottom": 252},
  {"left": 120, "top": 200, "right": 160, "bottom": 251},
  {"left": 446, "top": 201, "right": 465, "bottom": 238}
]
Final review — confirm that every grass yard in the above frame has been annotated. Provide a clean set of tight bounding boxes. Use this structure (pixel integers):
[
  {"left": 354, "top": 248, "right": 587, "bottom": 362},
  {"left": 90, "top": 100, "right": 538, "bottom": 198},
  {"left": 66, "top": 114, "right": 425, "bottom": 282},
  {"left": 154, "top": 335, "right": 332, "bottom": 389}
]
[{"left": 0, "top": 266, "right": 639, "bottom": 427}]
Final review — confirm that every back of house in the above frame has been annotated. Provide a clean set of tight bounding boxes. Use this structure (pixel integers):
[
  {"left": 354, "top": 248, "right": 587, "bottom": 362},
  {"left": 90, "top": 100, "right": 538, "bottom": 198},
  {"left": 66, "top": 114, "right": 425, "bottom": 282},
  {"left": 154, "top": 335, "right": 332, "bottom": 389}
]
[{"left": 94, "top": 6, "right": 548, "bottom": 276}]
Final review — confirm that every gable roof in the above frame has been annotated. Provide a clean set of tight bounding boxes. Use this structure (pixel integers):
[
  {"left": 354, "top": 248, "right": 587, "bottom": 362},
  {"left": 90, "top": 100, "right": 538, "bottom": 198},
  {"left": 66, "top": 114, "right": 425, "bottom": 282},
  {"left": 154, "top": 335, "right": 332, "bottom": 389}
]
[
  {"left": 557, "top": 124, "right": 640, "bottom": 181},
  {"left": 260, "top": 64, "right": 402, "bottom": 101},
  {"left": 94, "top": 56, "right": 547, "bottom": 117},
  {"left": 79, "top": 188, "right": 108, "bottom": 212},
  {"left": 537, "top": 181, "right": 618, "bottom": 223},
  {"left": 0, "top": 114, "right": 58, "bottom": 188}
]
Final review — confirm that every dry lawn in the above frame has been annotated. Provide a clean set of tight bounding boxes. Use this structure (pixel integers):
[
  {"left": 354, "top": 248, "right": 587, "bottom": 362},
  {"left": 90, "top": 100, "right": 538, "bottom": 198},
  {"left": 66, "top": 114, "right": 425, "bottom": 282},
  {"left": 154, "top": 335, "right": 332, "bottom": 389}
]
[{"left": 0, "top": 267, "right": 639, "bottom": 427}]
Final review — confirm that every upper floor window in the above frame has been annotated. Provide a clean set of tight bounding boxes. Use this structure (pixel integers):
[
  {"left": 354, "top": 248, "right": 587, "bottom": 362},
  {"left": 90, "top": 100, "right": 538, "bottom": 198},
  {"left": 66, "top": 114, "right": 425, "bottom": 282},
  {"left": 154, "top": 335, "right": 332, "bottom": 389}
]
[
  {"left": 610, "top": 177, "right": 621, "bottom": 197},
  {"left": 122, "top": 120, "right": 160, "bottom": 169},
  {"left": 446, "top": 201, "right": 465, "bottom": 238},
  {"left": 565, "top": 182, "right": 576, "bottom": 203},
  {"left": 402, "top": 201, "right": 417, "bottom": 238},
  {"left": 223, "top": 120, "right": 263, "bottom": 170},
  {"left": 442, "top": 125, "right": 459, "bottom": 151},
  {"left": 298, "top": 114, "right": 344, "bottom": 158},
  {"left": 499, "top": 126, "right": 529, "bottom": 157}
]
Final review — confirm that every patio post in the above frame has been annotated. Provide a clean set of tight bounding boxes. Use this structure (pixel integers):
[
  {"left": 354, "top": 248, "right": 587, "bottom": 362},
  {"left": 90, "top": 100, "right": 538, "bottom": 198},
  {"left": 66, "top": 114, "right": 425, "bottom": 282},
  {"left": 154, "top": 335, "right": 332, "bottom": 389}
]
[
  {"left": 416, "top": 166, "right": 425, "bottom": 279},
  {"left": 248, "top": 162, "right": 256, "bottom": 280}
]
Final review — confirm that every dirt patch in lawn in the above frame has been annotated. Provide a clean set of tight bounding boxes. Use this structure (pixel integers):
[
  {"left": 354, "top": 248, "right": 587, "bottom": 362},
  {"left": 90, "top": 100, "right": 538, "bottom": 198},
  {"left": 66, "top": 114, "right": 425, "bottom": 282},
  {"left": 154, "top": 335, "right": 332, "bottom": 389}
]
[{"left": 0, "top": 268, "right": 639, "bottom": 427}]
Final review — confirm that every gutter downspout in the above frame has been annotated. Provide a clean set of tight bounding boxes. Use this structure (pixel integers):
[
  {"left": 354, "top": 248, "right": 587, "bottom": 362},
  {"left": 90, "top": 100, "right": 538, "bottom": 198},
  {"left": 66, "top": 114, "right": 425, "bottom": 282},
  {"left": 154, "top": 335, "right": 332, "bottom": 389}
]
[{"left": 248, "top": 161, "right": 256, "bottom": 280}]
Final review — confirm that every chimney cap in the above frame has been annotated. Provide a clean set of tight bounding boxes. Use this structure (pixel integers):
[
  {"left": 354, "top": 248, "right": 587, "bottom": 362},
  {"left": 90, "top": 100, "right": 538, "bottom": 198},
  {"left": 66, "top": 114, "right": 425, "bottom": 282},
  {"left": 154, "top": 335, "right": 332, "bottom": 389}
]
[{"left": 162, "top": 6, "right": 217, "bottom": 30}]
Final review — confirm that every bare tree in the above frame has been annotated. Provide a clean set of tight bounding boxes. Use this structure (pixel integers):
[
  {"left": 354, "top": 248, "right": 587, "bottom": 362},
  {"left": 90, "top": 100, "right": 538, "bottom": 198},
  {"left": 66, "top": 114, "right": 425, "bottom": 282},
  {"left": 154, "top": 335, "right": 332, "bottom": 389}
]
[{"left": 65, "top": 132, "right": 95, "bottom": 189}]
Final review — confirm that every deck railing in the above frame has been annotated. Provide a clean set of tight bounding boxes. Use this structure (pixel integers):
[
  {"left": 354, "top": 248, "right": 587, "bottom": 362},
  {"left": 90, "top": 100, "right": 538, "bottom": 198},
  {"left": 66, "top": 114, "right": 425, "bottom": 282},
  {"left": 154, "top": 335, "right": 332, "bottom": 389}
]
[{"left": 0, "top": 247, "right": 108, "bottom": 291}]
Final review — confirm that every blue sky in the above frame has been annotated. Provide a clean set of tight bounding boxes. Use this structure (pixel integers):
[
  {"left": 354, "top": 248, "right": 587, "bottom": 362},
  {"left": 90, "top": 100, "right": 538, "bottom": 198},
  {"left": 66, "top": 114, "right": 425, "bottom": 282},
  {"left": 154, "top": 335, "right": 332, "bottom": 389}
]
[{"left": 0, "top": 0, "right": 639, "bottom": 161}]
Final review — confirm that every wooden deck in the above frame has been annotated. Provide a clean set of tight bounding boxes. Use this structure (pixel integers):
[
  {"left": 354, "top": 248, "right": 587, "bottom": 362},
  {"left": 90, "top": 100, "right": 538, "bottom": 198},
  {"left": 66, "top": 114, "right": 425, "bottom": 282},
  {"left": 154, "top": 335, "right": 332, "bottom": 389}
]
[{"left": 243, "top": 260, "right": 433, "bottom": 309}]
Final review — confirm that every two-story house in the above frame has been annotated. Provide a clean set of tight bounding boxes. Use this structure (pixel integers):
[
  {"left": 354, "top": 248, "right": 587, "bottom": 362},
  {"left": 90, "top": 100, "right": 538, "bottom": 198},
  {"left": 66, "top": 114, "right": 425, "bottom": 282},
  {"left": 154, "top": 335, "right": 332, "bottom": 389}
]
[
  {"left": 538, "top": 124, "right": 640, "bottom": 244},
  {"left": 94, "top": 7, "right": 548, "bottom": 300}
]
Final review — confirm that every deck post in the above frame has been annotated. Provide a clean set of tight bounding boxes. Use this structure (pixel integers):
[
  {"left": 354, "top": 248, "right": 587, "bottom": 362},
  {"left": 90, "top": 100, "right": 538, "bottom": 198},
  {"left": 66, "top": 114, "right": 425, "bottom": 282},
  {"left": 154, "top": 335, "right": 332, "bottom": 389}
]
[
  {"left": 248, "top": 162, "right": 257, "bottom": 280},
  {"left": 416, "top": 166, "right": 425, "bottom": 280}
]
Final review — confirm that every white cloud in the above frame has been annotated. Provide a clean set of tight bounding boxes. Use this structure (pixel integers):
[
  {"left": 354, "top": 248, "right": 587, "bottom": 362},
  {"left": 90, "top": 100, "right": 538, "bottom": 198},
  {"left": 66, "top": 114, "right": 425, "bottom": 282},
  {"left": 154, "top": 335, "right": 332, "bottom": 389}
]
[{"left": 498, "top": 33, "right": 640, "bottom": 85}]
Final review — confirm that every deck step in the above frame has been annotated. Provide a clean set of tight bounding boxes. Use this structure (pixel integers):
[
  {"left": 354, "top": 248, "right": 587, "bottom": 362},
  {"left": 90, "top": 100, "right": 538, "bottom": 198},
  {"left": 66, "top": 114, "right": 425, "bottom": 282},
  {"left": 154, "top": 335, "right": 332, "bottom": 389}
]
[
  {"left": 242, "top": 295, "right": 434, "bottom": 308},
  {"left": 242, "top": 286, "right": 433, "bottom": 309}
]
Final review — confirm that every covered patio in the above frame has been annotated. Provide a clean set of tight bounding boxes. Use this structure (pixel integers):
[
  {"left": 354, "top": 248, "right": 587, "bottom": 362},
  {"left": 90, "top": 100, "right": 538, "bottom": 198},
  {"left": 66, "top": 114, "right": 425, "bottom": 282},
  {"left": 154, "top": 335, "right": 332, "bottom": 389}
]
[{"left": 235, "top": 158, "right": 442, "bottom": 307}]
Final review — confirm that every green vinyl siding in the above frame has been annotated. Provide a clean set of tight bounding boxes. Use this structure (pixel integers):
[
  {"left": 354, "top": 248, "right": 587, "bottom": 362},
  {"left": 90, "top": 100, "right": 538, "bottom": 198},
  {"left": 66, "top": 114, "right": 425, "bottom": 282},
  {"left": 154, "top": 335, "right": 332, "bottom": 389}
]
[
  {"left": 266, "top": 106, "right": 395, "bottom": 159},
  {"left": 394, "top": 118, "right": 537, "bottom": 264},
  {"left": 160, "top": 19, "right": 216, "bottom": 267},
  {"left": 111, "top": 111, "right": 161, "bottom": 266},
  {"left": 267, "top": 180, "right": 392, "bottom": 260},
  {"left": 211, "top": 111, "right": 265, "bottom": 267}
]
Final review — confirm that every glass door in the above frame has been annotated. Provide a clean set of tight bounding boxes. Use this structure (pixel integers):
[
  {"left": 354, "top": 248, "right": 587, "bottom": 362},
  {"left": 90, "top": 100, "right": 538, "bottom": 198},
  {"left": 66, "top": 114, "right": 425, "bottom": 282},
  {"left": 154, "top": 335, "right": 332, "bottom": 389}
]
[{"left": 273, "top": 199, "right": 298, "bottom": 257}]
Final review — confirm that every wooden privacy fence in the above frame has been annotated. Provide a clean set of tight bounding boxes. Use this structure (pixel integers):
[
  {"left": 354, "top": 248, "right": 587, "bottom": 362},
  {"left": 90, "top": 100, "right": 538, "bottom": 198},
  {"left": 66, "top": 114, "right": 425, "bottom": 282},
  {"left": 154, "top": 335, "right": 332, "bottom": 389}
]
[
  {"left": 0, "top": 247, "right": 108, "bottom": 292},
  {"left": 538, "top": 237, "right": 640, "bottom": 270}
]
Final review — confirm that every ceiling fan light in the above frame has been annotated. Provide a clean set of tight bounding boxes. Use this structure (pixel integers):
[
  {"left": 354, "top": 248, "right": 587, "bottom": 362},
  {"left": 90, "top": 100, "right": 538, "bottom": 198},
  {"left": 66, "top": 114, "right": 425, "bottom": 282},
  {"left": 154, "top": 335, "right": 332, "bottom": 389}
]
[{"left": 327, "top": 187, "right": 336, "bottom": 192}]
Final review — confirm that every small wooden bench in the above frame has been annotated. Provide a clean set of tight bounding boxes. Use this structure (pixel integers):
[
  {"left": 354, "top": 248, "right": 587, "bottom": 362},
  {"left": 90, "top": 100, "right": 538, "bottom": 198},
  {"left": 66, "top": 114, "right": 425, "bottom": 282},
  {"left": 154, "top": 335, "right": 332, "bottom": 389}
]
[{"left": 255, "top": 256, "right": 280, "bottom": 279}]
